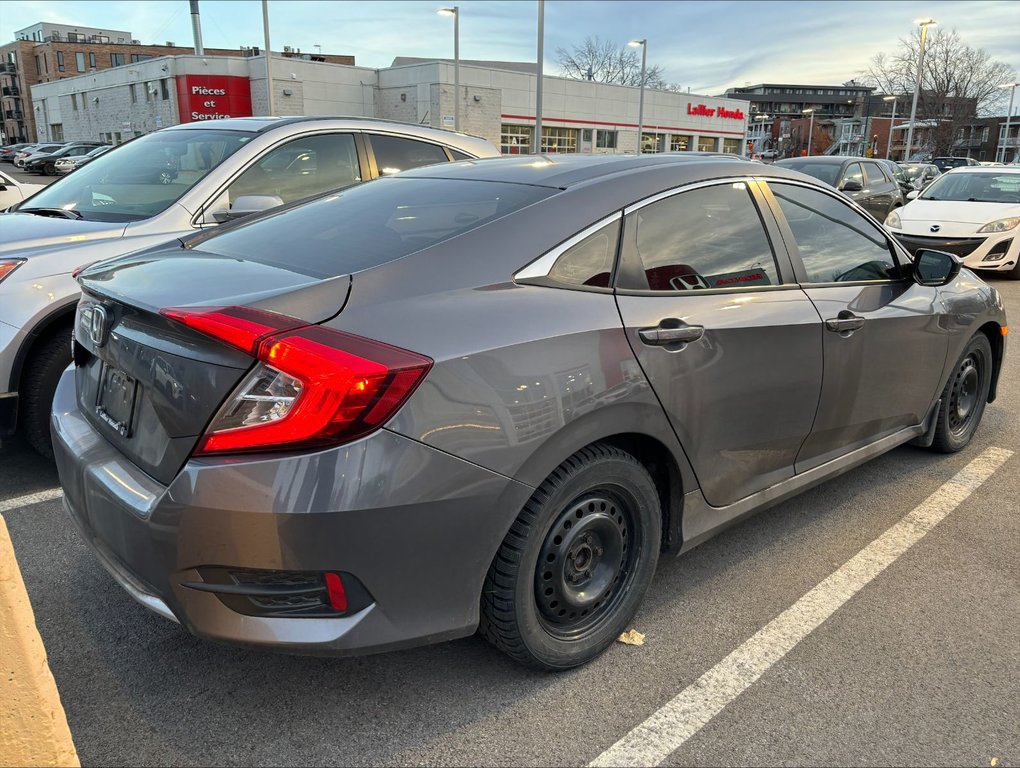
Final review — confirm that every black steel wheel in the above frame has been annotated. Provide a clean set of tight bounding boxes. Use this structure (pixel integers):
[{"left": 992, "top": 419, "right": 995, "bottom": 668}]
[
  {"left": 930, "top": 333, "right": 992, "bottom": 453},
  {"left": 480, "top": 443, "right": 661, "bottom": 670}
]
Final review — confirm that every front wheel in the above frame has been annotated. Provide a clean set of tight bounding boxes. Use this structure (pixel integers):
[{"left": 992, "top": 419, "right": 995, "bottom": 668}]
[
  {"left": 929, "top": 333, "right": 992, "bottom": 453},
  {"left": 479, "top": 444, "right": 662, "bottom": 670}
]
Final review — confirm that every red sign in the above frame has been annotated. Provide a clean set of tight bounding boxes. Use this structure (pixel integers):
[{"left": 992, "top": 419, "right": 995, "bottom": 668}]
[
  {"left": 687, "top": 103, "right": 745, "bottom": 121},
  {"left": 176, "top": 75, "right": 253, "bottom": 123}
]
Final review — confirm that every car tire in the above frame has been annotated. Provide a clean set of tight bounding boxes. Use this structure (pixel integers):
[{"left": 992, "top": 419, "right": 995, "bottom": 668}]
[
  {"left": 20, "top": 326, "right": 73, "bottom": 459},
  {"left": 479, "top": 443, "right": 661, "bottom": 670},
  {"left": 929, "top": 333, "right": 992, "bottom": 453}
]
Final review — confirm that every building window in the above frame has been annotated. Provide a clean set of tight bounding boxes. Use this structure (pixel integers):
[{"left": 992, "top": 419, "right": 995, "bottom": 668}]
[
  {"left": 541, "top": 126, "right": 577, "bottom": 153},
  {"left": 670, "top": 134, "right": 692, "bottom": 151},
  {"left": 130, "top": 83, "right": 137, "bottom": 103},
  {"left": 75, "top": 52, "right": 85, "bottom": 72},
  {"left": 114, "top": 131, "right": 122, "bottom": 144},
  {"left": 641, "top": 133, "right": 665, "bottom": 153},
  {"left": 145, "top": 82, "right": 154, "bottom": 101},
  {"left": 35, "top": 55, "right": 42, "bottom": 75},
  {"left": 56, "top": 52, "right": 65, "bottom": 72},
  {"left": 595, "top": 129, "right": 617, "bottom": 149},
  {"left": 697, "top": 136, "right": 717, "bottom": 152},
  {"left": 50, "top": 123, "right": 63, "bottom": 141},
  {"left": 111, "top": 53, "right": 125, "bottom": 67},
  {"left": 722, "top": 138, "right": 742, "bottom": 154},
  {"left": 88, "top": 52, "right": 96, "bottom": 69},
  {"left": 80, "top": 93, "right": 87, "bottom": 110},
  {"left": 71, "top": 93, "right": 77, "bottom": 111},
  {"left": 500, "top": 124, "right": 532, "bottom": 154},
  {"left": 980, "top": 126, "right": 989, "bottom": 143},
  {"left": 161, "top": 79, "right": 170, "bottom": 100},
  {"left": 131, "top": 54, "right": 154, "bottom": 63}
]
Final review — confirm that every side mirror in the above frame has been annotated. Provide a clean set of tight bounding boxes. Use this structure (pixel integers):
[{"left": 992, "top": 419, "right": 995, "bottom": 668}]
[
  {"left": 913, "top": 248, "right": 961, "bottom": 287},
  {"left": 906, "top": 190, "right": 920, "bottom": 200},
  {"left": 840, "top": 180, "right": 863, "bottom": 192},
  {"left": 212, "top": 194, "right": 284, "bottom": 223}
]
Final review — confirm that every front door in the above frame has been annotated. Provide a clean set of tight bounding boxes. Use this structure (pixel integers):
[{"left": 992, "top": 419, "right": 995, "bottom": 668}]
[
  {"left": 614, "top": 179, "right": 824, "bottom": 507},
  {"left": 762, "top": 180, "right": 949, "bottom": 471}
]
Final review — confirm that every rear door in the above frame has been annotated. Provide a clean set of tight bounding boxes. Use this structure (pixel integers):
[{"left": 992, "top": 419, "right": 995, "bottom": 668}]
[
  {"left": 760, "top": 179, "right": 949, "bottom": 471},
  {"left": 614, "top": 179, "right": 823, "bottom": 507},
  {"left": 863, "top": 160, "right": 897, "bottom": 218}
]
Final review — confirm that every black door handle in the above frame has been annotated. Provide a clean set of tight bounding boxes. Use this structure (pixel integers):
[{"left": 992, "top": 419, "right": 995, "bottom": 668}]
[
  {"left": 825, "top": 310, "right": 866, "bottom": 334},
  {"left": 638, "top": 323, "right": 705, "bottom": 346}
]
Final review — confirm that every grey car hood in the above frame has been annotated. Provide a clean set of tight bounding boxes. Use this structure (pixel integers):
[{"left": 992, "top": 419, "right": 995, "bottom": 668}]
[{"left": 0, "top": 212, "right": 128, "bottom": 256}]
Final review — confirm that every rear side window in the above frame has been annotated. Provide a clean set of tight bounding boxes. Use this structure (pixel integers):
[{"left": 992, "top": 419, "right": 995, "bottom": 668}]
[
  {"left": 370, "top": 135, "right": 451, "bottom": 175},
  {"left": 524, "top": 220, "right": 622, "bottom": 290},
  {"left": 197, "top": 177, "right": 554, "bottom": 278},
  {"left": 619, "top": 182, "right": 780, "bottom": 291},
  {"left": 864, "top": 163, "right": 887, "bottom": 185},
  {"left": 769, "top": 182, "right": 898, "bottom": 283}
]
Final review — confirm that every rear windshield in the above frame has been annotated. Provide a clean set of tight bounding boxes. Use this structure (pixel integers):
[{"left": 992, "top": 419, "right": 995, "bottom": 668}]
[
  {"left": 196, "top": 177, "right": 554, "bottom": 277},
  {"left": 919, "top": 172, "right": 1020, "bottom": 202},
  {"left": 779, "top": 161, "right": 840, "bottom": 186}
]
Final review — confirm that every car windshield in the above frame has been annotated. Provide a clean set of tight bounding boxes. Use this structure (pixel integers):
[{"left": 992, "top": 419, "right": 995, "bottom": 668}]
[
  {"left": 15, "top": 129, "right": 254, "bottom": 222},
  {"left": 196, "top": 177, "right": 555, "bottom": 278},
  {"left": 919, "top": 172, "right": 1020, "bottom": 203},
  {"left": 778, "top": 161, "right": 841, "bottom": 186}
]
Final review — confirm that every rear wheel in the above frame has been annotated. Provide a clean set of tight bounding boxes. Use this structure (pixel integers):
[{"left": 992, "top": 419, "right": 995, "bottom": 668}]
[
  {"left": 479, "top": 443, "right": 661, "bottom": 670},
  {"left": 929, "top": 333, "right": 992, "bottom": 453},
  {"left": 43, "top": 162, "right": 55, "bottom": 176},
  {"left": 20, "top": 326, "right": 73, "bottom": 459}
]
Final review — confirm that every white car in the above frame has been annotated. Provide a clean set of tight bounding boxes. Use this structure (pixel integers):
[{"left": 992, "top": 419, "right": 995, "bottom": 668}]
[
  {"left": 884, "top": 167, "right": 1020, "bottom": 279},
  {"left": 0, "top": 168, "right": 44, "bottom": 209}
]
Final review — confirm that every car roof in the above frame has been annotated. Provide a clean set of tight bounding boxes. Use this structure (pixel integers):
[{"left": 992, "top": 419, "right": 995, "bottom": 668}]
[
  {"left": 942, "top": 166, "right": 1020, "bottom": 174},
  {"left": 776, "top": 156, "right": 873, "bottom": 165},
  {"left": 162, "top": 115, "right": 489, "bottom": 140},
  {"left": 395, "top": 152, "right": 792, "bottom": 190}
]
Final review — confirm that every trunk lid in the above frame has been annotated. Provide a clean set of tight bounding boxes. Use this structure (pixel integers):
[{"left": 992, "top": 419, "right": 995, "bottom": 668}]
[{"left": 74, "top": 250, "right": 351, "bottom": 484}]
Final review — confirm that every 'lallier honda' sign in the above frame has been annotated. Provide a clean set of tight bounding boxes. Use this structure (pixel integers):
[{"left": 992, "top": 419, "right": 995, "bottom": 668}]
[{"left": 176, "top": 75, "right": 253, "bottom": 123}]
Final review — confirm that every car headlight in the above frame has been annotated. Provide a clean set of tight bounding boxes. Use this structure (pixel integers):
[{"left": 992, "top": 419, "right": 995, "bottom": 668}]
[
  {"left": 977, "top": 217, "right": 1020, "bottom": 233},
  {"left": 885, "top": 209, "right": 902, "bottom": 229}
]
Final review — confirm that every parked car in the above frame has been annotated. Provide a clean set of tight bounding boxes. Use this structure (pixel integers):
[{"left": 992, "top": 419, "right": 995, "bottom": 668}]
[
  {"left": 885, "top": 166, "right": 1020, "bottom": 278},
  {"left": 877, "top": 158, "right": 914, "bottom": 196},
  {"left": 14, "top": 143, "right": 65, "bottom": 168},
  {"left": 931, "top": 156, "right": 980, "bottom": 172},
  {"left": 0, "top": 168, "right": 45, "bottom": 209},
  {"left": 54, "top": 144, "right": 113, "bottom": 175},
  {"left": 775, "top": 155, "right": 905, "bottom": 220},
  {"left": 0, "top": 117, "right": 500, "bottom": 457},
  {"left": 0, "top": 143, "right": 33, "bottom": 163},
  {"left": 53, "top": 154, "right": 1005, "bottom": 669},
  {"left": 898, "top": 162, "right": 941, "bottom": 190},
  {"left": 23, "top": 141, "right": 105, "bottom": 175}
]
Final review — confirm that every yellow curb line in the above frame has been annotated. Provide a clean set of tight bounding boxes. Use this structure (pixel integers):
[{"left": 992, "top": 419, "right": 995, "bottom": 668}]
[{"left": 0, "top": 514, "right": 80, "bottom": 768}]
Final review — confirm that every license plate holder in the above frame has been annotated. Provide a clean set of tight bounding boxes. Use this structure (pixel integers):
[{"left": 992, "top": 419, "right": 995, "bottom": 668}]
[{"left": 96, "top": 364, "right": 137, "bottom": 438}]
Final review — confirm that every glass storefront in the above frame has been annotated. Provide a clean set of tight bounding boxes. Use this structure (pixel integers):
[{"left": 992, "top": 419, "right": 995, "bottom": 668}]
[
  {"left": 697, "top": 136, "right": 718, "bottom": 152},
  {"left": 722, "top": 138, "right": 742, "bottom": 154},
  {"left": 670, "top": 135, "right": 692, "bottom": 152},
  {"left": 501, "top": 124, "right": 532, "bottom": 154},
  {"left": 641, "top": 133, "right": 665, "bottom": 153},
  {"left": 541, "top": 126, "right": 578, "bottom": 153}
]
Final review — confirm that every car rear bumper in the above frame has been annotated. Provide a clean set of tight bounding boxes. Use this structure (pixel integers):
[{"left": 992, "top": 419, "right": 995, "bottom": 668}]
[
  {"left": 51, "top": 368, "right": 533, "bottom": 656},
  {"left": 893, "top": 231, "right": 1019, "bottom": 272}
]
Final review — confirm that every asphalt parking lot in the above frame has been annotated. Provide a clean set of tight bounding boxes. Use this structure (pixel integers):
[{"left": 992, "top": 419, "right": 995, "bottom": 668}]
[{"left": 1, "top": 275, "right": 1017, "bottom": 767}]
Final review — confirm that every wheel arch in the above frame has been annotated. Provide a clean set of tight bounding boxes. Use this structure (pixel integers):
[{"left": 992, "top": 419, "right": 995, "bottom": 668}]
[
  {"left": 9, "top": 299, "right": 77, "bottom": 397},
  {"left": 978, "top": 321, "right": 1004, "bottom": 403}
]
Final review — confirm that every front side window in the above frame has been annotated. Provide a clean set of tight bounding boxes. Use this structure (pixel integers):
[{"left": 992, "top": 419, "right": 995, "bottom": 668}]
[
  {"left": 864, "top": 162, "right": 887, "bottom": 185},
  {"left": 769, "top": 182, "right": 898, "bottom": 283},
  {"left": 227, "top": 133, "right": 361, "bottom": 206},
  {"left": 369, "top": 134, "right": 449, "bottom": 175},
  {"left": 840, "top": 163, "right": 864, "bottom": 188},
  {"left": 620, "top": 182, "right": 779, "bottom": 291}
]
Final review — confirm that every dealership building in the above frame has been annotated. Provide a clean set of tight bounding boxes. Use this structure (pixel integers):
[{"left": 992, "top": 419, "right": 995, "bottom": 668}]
[{"left": 29, "top": 53, "right": 751, "bottom": 154}]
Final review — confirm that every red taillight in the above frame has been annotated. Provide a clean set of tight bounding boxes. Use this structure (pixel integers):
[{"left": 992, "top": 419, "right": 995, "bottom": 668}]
[
  {"left": 0, "top": 259, "right": 26, "bottom": 284},
  {"left": 160, "top": 306, "right": 432, "bottom": 455}
]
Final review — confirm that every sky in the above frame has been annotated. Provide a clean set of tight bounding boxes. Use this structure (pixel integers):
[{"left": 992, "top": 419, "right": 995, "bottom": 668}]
[{"left": 3, "top": 0, "right": 1018, "bottom": 96}]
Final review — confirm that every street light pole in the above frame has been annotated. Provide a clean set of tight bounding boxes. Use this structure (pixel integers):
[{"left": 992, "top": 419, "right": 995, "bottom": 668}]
[
  {"left": 998, "top": 82, "right": 1018, "bottom": 164},
  {"left": 883, "top": 95, "right": 897, "bottom": 159},
  {"left": 534, "top": 0, "right": 544, "bottom": 154},
  {"left": 802, "top": 108, "right": 815, "bottom": 156},
  {"left": 438, "top": 7, "right": 460, "bottom": 131},
  {"left": 905, "top": 18, "right": 937, "bottom": 162},
  {"left": 262, "top": 0, "right": 274, "bottom": 116},
  {"left": 629, "top": 39, "right": 647, "bottom": 153}
]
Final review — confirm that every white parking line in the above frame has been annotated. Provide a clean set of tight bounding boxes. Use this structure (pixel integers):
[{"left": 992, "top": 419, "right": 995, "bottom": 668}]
[
  {"left": 0, "top": 488, "right": 64, "bottom": 514},
  {"left": 590, "top": 446, "right": 1014, "bottom": 768}
]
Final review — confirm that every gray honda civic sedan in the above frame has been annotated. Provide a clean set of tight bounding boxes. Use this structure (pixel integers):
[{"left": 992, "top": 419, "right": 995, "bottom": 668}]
[{"left": 52, "top": 154, "right": 1007, "bottom": 670}]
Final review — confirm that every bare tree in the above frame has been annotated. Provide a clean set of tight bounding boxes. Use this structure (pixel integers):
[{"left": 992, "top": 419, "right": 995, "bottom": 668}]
[
  {"left": 556, "top": 36, "right": 667, "bottom": 88},
  {"left": 862, "top": 28, "right": 1015, "bottom": 156}
]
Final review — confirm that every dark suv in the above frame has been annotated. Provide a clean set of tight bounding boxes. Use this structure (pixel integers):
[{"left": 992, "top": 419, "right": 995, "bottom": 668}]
[
  {"left": 932, "top": 156, "right": 980, "bottom": 172},
  {"left": 775, "top": 155, "right": 905, "bottom": 219}
]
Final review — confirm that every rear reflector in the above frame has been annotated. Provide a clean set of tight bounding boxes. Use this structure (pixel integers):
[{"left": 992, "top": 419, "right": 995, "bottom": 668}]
[
  {"left": 160, "top": 306, "right": 432, "bottom": 455},
  {"left": 324, "top": 572, "right": 348, "bottom": 611}
]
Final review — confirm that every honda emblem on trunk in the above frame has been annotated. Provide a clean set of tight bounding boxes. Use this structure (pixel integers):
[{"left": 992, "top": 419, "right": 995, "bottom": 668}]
[
  {"left": 89, "top": 305, "right": 110, "bottom": 347},
  {"left": 930, "top": 224, "right": 941, "bottom": 233}
]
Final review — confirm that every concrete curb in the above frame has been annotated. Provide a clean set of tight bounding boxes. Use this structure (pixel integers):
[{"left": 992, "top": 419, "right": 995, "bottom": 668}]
[{"left": 0, "top": 515, "right": 80, "bottom": 768}]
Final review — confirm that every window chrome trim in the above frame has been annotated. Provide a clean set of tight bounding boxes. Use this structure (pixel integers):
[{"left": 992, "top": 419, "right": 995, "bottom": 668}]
[
  {"left": 514, "top": 211, "right": 622, "bottom": 280},
  {"left": 622, "top": 177, "right": 758, "bottom": 216}
]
